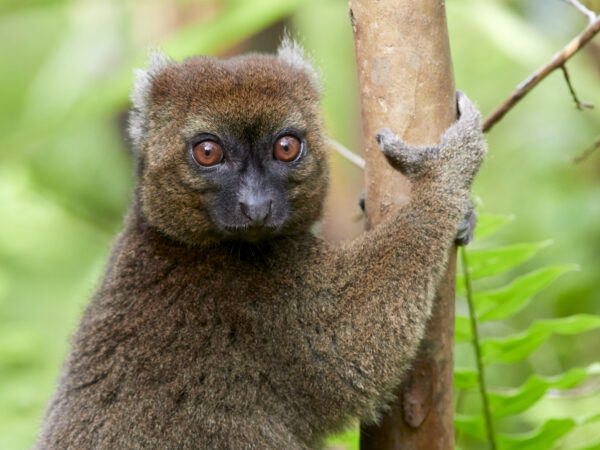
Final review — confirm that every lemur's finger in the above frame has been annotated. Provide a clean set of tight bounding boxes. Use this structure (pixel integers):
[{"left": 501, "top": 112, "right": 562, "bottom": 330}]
[
  {"left": 376, "top": 128, "right": 405, "bottom": 153},
  {"left": 456, "top": 91, "right": 481, "bottom": 129},
  {"left": 442, "top": 91, "right": 484, "bottom": 154},
  {"left": 376, "top": 128, "right": 439, "bottom": 175}
]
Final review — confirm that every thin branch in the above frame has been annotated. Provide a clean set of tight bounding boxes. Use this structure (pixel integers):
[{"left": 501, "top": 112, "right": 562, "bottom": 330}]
[
  {"left": 483, "top": 14, "right": 600, "bottom": 132},
  {"left": 461, "top": 247, "right": 497, "bottom": 450},
  {"left": 560, "top": 65, "right": 594, "bottom": 109},
  {"left": 328, "top": 138, "right": 365, "bottom": 169},
  {"left": 572, "top": 136, "right": 600, "bottom": 162},
  {"left": 564, "top": 0, "right": 597, "bottom": 24}
]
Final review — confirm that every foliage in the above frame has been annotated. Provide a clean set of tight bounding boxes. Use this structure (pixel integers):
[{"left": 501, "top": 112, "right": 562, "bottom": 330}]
[{"left": 455, "top": 215, "right": 600, "bottom": 449}]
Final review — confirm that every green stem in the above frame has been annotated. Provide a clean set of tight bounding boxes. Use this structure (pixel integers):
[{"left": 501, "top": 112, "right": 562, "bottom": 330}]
[{"left": 461, "top": 246, "right": 497, "bottom": 449}]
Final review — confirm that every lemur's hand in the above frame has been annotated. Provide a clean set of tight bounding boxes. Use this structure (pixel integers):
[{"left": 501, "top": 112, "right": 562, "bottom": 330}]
[
  {"left": 376, "top": 91, "right": 485, "bottom": 244},
  {"left": 376, "top": 91, "right": 486, "bottom": 191}
]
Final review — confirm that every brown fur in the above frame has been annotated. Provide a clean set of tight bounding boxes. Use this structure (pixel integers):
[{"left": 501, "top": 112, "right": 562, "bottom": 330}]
[{"left": 36, "top": 49, "right": 485, "bottom": 449}]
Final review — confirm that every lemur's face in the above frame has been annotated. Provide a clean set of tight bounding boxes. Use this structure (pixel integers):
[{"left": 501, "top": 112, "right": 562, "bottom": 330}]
[
  {"left": 133, "top": 54, "right": 328, "bottom": 246},
  {"left": 183, "top": 126, "right": 308, "bottom": 242}
]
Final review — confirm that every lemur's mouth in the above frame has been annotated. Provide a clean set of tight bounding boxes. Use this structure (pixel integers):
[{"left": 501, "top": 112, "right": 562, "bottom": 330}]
[{"left": 220, "top": 224, "right": 280, "bottom": 242}]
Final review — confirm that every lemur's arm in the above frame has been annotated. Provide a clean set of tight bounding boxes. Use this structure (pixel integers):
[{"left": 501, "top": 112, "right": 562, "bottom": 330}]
[{"left": 304, "top": 92, "right": 486, "bottom": 422}]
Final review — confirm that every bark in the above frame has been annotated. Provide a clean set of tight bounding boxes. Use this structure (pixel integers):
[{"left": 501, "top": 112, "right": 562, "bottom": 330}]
[{"left": 349, "top": 1, "right": 456, "bottom": 448}]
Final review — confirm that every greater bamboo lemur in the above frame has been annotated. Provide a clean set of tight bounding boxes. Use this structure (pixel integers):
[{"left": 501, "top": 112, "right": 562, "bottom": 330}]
[{"left": 37, "top": 38, "right": 486, "bottom": 449}]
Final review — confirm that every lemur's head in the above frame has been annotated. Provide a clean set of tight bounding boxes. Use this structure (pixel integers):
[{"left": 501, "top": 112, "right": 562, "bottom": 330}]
[{"left": 129, "top": 39, "right": 328, "bottom": 246}]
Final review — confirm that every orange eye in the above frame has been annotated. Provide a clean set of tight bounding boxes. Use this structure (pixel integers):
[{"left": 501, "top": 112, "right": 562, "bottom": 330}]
[
  {"left": 274, "top": 136, "right": 301, "bottom": 162},
  {"left": 192, "top": 140, "right": 223, "bottom": 167}
]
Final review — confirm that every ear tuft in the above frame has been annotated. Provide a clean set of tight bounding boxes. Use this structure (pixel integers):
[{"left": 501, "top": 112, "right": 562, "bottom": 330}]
[
  {"left": 129, "top": 49, "right": 171, "bottom": 150},
  {"left": 277, "top": 34, "right": 321, "bottom": 93}
]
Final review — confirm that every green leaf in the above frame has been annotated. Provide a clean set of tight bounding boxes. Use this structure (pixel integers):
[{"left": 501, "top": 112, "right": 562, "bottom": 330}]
[
  {"left": 577, "top": 441, "right": 600, "bottom": 450},
  {"left": 488, "top": 364, "right": 600, "bottom": 418},
  {"left": 456, "top": 415, "right": 600, "bottom": 449},
  {"left": 473, "top": 214, "right": 514, "bottom": 240},
  {"left": 0, "top": 269, "right": 8, "bottom": 304},
  {"left": 475, "top": 265, "right": 578, "bottom": 322},
  {"left": 456, "top": 0, "right": 553, "bottom": 67},
  {"left": 164, "top": 0, "right": 319, "bottom": 59},
  {"left": 497, "top": 418, "right": 576, "bottom": 450},
  {"left": 325, "top": 429, "right": 359, "bottom": 450},
  {"left": 466, "top": 241, "right": 552, "bottom": 280},
  {"left": 454, "top": 368, "right": 479, "bottom": 390},
  {"left": 455, "top": 316, "right": 472, "bottom": 343},
  {"left": 583, "top": 413, "right": 600, "bottom": 425},
  {"left": 481, "top": 315, "right": 600, "bottom": 365},
  {"left": 454, "top": 414, "right": 486, "bottom": 441}
]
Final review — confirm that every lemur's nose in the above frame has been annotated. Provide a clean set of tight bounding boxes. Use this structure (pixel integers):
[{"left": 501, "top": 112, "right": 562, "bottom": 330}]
[{"left": 239, "top": 198, "right": 272, "bottom": 224}]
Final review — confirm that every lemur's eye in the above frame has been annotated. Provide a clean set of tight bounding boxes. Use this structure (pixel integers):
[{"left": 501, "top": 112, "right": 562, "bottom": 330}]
[
  {"left": 274, "top": 136, "right": 301, "bottom": 162},
  {"left": 192, "top": 140, "right": 223, "bottom": 167}
]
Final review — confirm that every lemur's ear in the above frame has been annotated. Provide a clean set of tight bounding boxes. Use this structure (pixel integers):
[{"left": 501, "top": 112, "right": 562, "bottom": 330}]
[
  {"left": 277, "top": 34, "right": 321, "bottom": 94},
  {"left": 128, "top": 49, "right": 171, "bottom": 150}
]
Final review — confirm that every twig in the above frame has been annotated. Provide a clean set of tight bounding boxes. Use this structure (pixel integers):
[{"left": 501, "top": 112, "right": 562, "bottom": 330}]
[
  {"left": 461, "top": 247, "right": 497, "bottom": 450},
  {"left": 483, "top": 14, "right": 600, "bottom": 132},
  {"left": 328, "top": 138, "right": 365, "bottom": 168},
  {"left": 572, "top": 136, "right": 600, "bottom": 162},
  {"left": 560, "top": 65, "right": 594, "bottom": 110},
  {"left": 564, "top": 0, "right": 597, "bottom": 24}
]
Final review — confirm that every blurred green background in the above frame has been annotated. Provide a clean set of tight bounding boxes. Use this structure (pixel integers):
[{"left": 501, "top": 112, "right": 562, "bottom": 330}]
[{"left": 1, "top": 0, "right": 599, "bottom": 448}]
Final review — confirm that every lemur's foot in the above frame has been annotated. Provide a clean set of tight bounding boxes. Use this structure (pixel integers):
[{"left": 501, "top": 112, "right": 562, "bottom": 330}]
[{"left": 455, "top": 201, "right": 477, "bottom": 246}]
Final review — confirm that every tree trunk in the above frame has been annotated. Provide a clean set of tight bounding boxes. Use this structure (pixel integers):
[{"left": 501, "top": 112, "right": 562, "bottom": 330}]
[{"left": 349, "top": 1, "right": 457, "bottom": 448}]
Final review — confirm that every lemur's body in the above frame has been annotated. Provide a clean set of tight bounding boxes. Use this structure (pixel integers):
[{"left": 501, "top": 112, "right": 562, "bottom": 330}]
[{"left": 37, "top": 40, "right": 485, "bottom": 449}]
